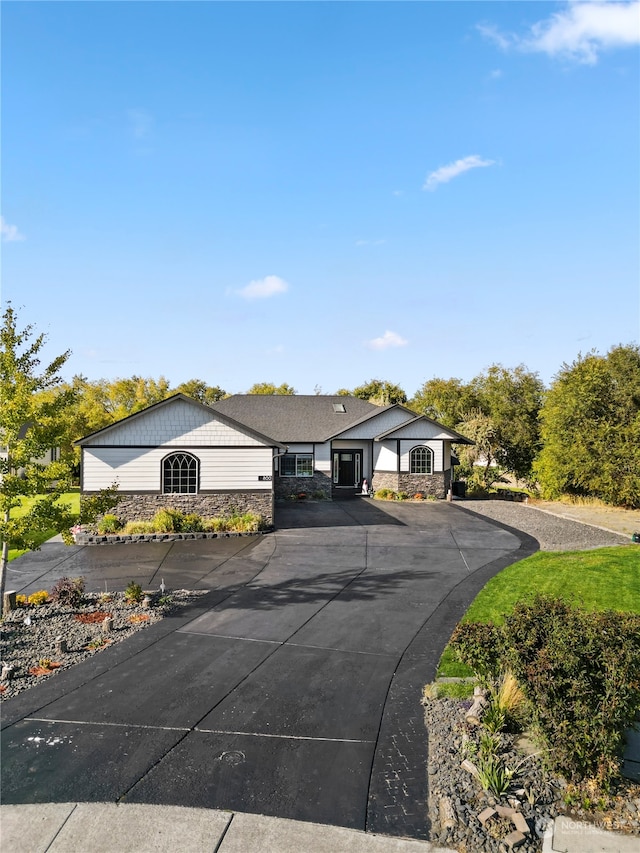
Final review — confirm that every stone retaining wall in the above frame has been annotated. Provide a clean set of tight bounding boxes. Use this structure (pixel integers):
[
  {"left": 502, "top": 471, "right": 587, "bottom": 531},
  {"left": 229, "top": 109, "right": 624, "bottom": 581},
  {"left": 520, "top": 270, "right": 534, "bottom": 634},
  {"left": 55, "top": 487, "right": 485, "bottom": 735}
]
[
  {"left": 372, "top": 470, "right": 450, "bottom": 499},
  {"left": 85, "top": 492, "right": 274, "bottom": 526},
  {"left": 274, "top": 472, "right": 332, "bottom": 500}
]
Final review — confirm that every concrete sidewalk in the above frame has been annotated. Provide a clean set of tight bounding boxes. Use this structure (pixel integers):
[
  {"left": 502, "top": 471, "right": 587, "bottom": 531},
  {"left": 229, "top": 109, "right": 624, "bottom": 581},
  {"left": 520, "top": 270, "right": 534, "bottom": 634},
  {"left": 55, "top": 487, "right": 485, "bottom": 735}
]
[
  {"left": 2, "top": 803, "right": 637, "bottom": 853},
  {"left": 0, "top": 803, "right": 455, "bottom": 853}
]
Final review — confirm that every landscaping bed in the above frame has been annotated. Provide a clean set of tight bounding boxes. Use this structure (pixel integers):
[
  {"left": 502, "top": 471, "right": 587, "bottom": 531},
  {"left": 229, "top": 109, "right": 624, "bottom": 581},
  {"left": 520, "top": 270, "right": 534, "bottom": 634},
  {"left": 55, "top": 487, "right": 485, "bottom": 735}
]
[
  {"left": 424, "top": 693, "right": 640, "bottom": 852},
  {"left": 0, "top": 588, "right": 207, "bottom": 701}
]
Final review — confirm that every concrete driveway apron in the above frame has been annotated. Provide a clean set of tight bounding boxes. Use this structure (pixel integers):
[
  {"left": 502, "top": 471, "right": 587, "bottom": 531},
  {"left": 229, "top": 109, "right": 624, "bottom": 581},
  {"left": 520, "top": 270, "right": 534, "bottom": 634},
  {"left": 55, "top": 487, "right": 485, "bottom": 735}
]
[{"left": 1, "top": 500, "right": 533, "bottom": 841}]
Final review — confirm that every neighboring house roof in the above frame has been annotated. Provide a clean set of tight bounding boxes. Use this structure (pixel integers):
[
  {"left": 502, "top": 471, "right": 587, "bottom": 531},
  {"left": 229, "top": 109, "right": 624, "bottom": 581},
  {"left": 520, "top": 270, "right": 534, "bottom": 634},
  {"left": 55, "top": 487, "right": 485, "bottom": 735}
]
[
  {"left": 212, "top": 395, "right": 386, "bottom": 443},
  {"left": 75, "top": 394, "right": 286, "bottom": 449}
]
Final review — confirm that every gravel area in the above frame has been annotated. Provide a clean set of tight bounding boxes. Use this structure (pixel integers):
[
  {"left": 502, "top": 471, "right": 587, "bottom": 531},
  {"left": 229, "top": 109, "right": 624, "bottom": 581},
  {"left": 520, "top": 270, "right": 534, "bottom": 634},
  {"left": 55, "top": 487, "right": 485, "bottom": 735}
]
[
  {"left": 0, "top": 589, "right": 207, "bottom": 701},
  {"left": 424, "top": 696, "right": 640, "bottom": 852},
  {"left": 457, "top": 500, "right": 630, "bottom": 551}
]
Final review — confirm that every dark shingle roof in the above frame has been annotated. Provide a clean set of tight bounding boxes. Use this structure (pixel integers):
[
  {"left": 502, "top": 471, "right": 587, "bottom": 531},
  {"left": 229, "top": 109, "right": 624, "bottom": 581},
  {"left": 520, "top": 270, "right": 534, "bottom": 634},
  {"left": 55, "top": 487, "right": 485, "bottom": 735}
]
[{"left": 212, "top": 395, "right": 383, "bottom": 443}]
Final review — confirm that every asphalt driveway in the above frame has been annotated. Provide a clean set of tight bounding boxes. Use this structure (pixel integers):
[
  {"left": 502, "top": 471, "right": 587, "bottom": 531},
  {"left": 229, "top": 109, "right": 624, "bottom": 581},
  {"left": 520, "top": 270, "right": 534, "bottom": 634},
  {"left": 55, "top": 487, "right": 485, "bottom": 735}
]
[{"left": 1, "top": 499, "right": 535, "bottom": 840}]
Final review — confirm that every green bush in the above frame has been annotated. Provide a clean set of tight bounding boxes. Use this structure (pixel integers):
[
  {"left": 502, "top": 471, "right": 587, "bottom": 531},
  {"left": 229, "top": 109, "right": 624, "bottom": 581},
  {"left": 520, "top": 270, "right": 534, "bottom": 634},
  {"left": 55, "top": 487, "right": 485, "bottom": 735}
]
[
  {"left": 449, "top": 621, "right": 504, "bottom": 683},
  {"left": 502, "top": 596, "right": 640, "bottom": 786},
  {"left": 97, "top": 514, "right": 121, "bottom": 534},
  {"left": 396, "top": 491, "right": 410, "bottom": 501},
  {"left": 50, "top": 576, "right": 85, "bottom": 608},
  {"left": 152, "top": 508, "right": 185, "bottom": 532},
  {"left": 182, "top": 513, "right": 205, "bottom": 532},
  {"left": 374, "top": 488, "right": 397, "bottom": 500}
]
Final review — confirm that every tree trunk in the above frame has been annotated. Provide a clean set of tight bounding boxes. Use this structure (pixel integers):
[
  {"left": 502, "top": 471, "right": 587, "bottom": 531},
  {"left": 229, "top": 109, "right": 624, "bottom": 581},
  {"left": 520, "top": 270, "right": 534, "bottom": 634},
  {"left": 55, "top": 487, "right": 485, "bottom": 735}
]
[{"left": 0, "top": 511, "right": 10, "bottom": 618}]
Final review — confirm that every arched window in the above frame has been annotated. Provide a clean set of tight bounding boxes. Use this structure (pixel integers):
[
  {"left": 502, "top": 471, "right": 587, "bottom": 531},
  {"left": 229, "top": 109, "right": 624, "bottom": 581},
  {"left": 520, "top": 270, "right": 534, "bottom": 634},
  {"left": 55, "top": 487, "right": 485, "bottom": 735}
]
[
  {"left": 409, "top": 446, "right": 433, "bottom": 475},
  {"left": 162, "top": 452, "right": 199, "bottom": 493}
]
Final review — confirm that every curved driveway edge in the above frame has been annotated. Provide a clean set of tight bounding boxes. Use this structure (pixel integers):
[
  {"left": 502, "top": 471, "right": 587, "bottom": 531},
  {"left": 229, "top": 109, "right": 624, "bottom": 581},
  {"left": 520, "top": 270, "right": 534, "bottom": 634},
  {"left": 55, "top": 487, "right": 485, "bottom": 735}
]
[{"left": 1, "top": 500, "right": 534, "bottom": 841}]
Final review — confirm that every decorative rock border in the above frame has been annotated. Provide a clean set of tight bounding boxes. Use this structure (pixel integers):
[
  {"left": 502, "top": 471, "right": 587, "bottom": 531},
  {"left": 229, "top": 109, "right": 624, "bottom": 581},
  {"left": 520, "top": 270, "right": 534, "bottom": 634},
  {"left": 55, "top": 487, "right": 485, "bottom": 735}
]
[{"left": 74, "top": 529, "right": 273, "bottom": 545}]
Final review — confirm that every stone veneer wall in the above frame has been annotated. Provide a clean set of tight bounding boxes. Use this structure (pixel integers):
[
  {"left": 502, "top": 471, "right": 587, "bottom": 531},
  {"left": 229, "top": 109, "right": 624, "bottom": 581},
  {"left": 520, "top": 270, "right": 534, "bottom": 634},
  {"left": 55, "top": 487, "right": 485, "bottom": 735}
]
[
  {"left": 87, "top": 492, "right": 274, "bottom": 526},
  {"left": 274, "top": 472, "right": 332, "bottom": 500},
  {"left": 371, "top": 470, "right": 450, "bottom": 499}
]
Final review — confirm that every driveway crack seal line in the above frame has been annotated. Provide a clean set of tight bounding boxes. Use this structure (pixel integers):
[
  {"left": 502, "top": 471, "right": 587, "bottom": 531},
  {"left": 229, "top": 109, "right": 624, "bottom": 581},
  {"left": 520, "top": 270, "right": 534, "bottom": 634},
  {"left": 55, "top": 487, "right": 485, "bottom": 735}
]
[
  {"left": 363, "top": 510, "right": 539, "bottom": 838},
  {"left": 449, "top": 527, "right": 471, "bottom": 572},
  {"left": 117, "top": 518, "right": 373, "bottom": 804},
  {"left": 114, "top": 543, "right": 288, "bottom": 804},
  {"left": 213, "top": 812, "right": 235, "bottom": 853},
  {"left": 43, "top": 802, "right": 78, "bottom": 852}
]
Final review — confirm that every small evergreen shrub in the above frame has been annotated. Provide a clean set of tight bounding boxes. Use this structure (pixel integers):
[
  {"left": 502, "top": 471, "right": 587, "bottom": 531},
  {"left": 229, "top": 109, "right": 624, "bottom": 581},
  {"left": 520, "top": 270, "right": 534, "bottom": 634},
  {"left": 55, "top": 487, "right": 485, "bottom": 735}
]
[
  {"left": 396, "top": 491, "right": 410, "bottom": 501},
  {"left": 124, "top": 581, "right": 144, "bottom": 604},
  {"left": 97, "top": 514, "right": 121, "bottom": 534},
  {"left": 15, "top": 594, "right": 27, "bottom": 607},
  {"left": 50, "top": 576, "right": 85, "bottom": 608},
  {"left": 27, "top": 590, "right": 49, "bottom": 607}
]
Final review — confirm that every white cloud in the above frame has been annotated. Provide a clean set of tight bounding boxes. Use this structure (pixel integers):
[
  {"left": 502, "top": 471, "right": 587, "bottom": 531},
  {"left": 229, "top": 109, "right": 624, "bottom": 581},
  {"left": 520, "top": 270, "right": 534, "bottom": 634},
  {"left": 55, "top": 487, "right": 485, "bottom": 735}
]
[
  {"left": 237, "top": 275, "right": 289, "bottom": 300},
  {"left": 355, "top": 238, "right": 386, "bottom": 246},
  {"left": 367, "top": 330, "right": 408, "bottom": 350},
  {"left": 423, "top": 155, "right": 495, "bottom": 191},
  {"left": 1, "top": 217, "right": 25, "bottom": 242},
  {"left": 127, "top": 108, "right": 154, "bottom": 139},
  {"left": 479, "top": 1, "right": 640, "bottom": 65}
]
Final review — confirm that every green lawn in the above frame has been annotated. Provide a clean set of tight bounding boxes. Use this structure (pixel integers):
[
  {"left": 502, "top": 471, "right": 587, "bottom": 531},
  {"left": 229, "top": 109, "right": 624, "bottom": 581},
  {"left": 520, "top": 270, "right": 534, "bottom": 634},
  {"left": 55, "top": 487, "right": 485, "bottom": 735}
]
[
  {"left": 7, "top": 490, "right": 80, "bottom": 561},
  {"left": 438, "top": 545, "right": 640, "bottom": 677}
]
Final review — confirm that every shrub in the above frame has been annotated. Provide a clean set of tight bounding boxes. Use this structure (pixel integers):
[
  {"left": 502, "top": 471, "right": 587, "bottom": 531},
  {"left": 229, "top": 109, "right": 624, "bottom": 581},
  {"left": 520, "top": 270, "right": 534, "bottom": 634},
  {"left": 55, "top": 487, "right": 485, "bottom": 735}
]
[
  {"left": 503, "top": 596, "right": 640, "bottom": 786},
  {"left": 374, "top": 488, "right": 397, "bottom": 500},
  {"left": 97, "top": 514, "right": 121, "bottom": 534},
  {"left": 124, "top": 581, "right": 144, "bottom": 604},
  {"left": 449, "top": 621, "right": 504, "bottom": 683},
  {"left": 182, "top": 513, "right": 205, "bottom": 532},
  {"left": 152, "top": 508, "right": 185, "bottom": 533},
  {"left": 396, "top": 491, "right": 410, "bottom": 501},
  {"left": 312, "top": 490, "right": 326, "bottom": 500},
  {"left": 413, "top": 493, "right": 425, "bottom": 501},
  {"left": 123, "top": 521, "right": 155, "bottom": 534},
  {"left": 15, "top": 594, "right": 27, "bottom": 607},
  {"left": 50, "top": 576, "right": 85, "bottom": 608},
  {"left": 27, "top": 590, "right": 49, "bottom": 607}
]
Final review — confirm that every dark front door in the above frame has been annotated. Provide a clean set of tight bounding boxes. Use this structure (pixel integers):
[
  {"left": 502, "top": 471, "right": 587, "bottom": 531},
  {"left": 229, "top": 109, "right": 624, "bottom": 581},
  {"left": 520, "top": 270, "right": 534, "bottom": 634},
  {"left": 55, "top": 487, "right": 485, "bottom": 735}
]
[{"left": 332, "top": 450, "right": 362, "bottom": 488}]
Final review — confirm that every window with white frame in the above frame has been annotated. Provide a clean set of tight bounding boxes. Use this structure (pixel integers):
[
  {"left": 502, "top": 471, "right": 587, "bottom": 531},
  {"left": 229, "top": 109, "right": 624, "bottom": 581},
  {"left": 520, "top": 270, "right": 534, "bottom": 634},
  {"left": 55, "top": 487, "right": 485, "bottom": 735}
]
[
  {"left": 280, "top": 453, "right": 313, "bottom": 477},
  {"left": 409, "top": 446, "right": 433, "bottom": 475},
  {"left": 162, "top": 452, "right": 199, "bottom": 493}
]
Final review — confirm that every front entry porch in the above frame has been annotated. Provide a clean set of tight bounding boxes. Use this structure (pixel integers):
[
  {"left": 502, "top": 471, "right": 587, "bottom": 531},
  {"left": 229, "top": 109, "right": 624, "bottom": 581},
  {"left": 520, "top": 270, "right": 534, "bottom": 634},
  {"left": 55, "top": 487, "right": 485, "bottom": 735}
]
[{"left": 332, "top": 449, "right": 363, "bottom": 498}]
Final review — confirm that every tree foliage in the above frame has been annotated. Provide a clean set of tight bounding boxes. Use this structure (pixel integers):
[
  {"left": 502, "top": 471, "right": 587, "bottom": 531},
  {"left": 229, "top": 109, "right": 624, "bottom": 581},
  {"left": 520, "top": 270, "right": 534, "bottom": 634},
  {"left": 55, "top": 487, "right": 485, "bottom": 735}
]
[
  {"left": 339, "top": 378, "right": 407, "bottom": 406},
  {"left": 0, "top": 306, "right": 118, "bottom": 613},
  {"left": 410, "top": 377, "right": 479, "bottom": 428},
  {"left": 534, "top": 344, "right": 640, "bottom": 508},
  {"left": 173, "top": 379, "right": 227, "bottom": 406},
  {"left": 246, "top": 382, "right": 296, "bottom": 395},
  {"left": 411, "top": 365, "right": 544, "bottom": 489}
]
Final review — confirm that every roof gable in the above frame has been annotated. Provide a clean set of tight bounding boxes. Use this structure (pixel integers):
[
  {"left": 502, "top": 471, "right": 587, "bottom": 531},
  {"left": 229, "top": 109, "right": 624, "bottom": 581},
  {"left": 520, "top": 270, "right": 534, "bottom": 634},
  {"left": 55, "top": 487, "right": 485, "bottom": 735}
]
[
  {"left": 374, "top": 414, "right": 473, "bottom": 443},
  {"left": 76, "top": 394, "right": 285, "bottom": 448}
]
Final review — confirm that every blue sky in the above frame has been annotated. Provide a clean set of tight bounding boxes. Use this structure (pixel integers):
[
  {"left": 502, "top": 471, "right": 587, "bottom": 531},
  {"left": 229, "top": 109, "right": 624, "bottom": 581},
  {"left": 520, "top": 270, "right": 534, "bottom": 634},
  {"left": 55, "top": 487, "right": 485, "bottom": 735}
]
[{"left": 2, "top": 1, "right": 639, "bottom": 396}]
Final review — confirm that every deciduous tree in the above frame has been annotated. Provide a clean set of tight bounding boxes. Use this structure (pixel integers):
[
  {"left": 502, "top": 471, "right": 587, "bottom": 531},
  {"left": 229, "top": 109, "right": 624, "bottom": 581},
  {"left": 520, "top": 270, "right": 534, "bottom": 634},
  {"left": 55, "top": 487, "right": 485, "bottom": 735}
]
[
  {"left": 246, "top": 382, "right": 296, "bottom": 395},
  {"left": 534, "top": 344, "right": 640, "bottom": 508}
]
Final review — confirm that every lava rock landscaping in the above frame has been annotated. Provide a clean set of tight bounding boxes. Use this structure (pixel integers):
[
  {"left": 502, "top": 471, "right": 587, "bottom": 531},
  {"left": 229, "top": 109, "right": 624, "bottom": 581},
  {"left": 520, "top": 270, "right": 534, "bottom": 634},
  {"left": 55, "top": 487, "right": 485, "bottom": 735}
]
[
  {"left": 0, "top": 589, "right": 207, "bottom": 701},
  {"left": 424, "top": 695, "right": 640, "bottom": 852}
]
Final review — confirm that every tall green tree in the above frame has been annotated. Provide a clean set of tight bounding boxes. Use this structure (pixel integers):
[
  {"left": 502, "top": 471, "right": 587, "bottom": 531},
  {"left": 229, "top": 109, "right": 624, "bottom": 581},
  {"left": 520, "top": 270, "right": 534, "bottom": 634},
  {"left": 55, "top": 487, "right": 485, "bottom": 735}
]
[
  {"left": 0, "top": 307, "right": 119, "bottom": 613},
  {"left": 411, "top": 365, "right": 544, "bottom": 489},
  {"left": 246, "top": 382, "right": 296, "bottom": 395},
  {"left": 409, "top": 377, "right": 479, "bottom": 428},
  {"left": 471, "top": 364, "right": 544, "bottom": 483},
  {"left": 338, "top": 379, "right": 407, "bottom": 406},
  {"left": 173, "top": 379, "right": 227, "bottom": 406},
  {"left": 534, "top": 344, "right": 640, "bottom": 508}
]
